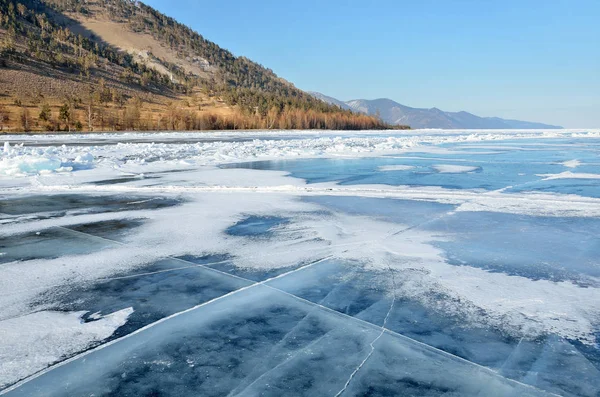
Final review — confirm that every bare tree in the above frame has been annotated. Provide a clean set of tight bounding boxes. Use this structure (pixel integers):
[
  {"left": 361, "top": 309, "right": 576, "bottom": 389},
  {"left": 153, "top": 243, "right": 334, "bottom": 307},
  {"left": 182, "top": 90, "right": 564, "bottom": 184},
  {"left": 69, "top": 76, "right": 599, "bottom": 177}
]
[
  {"left": 0, "top": 105, "right": 9, "bottom": 131},
  {"left": 20, "top": 107, "right": 30, "bottom": 132},
  {"left": 266, "top": 106, "right": 279, "bottom": 130},
  {"left": 96, "top": 106, "right": 106, "bottom": 131},
  {"left": 86, "top": 87, "right": 96, "bottom": 131}
]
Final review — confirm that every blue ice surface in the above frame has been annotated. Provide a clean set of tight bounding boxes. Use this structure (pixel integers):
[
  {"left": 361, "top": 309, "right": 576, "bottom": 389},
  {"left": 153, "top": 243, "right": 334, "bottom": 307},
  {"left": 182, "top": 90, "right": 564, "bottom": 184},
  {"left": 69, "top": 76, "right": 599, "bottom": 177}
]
[
  {"left": 425, "top": 211, "right": 600, "bottom": 284},
  {"left": 5, "top": 285, "right": 549, "bottom": 397},
  {"left": 65, "top": 218, "right": 146, "bottom": 242},
  {"left": 303, "top": 196, "right": 600, "bottom": 284},
  {"left": 3, "top": 138, "right": 600, "bottom": 396},
  {"left": 506, "top": 178, "right": 600, "bottom": 198},
  {"left": 47, "top": 257, "right": 251, "bottom": 339},
  {"left": 0, "top": 194, "right": 181, "bottom": 216},
  {"left": 178, "top": 254, "right": 308, "bottom": 282},
  {"left": 303, "top": 194, "right": 600, "bottom": 287},
  {"left": 86, "top": 175, "right": 160, "bottom": 185},
  {"left": 302, "top": 196, "right": 455, "bottom": 225},
  {"left": 267, "top": 259, "right": 600, "bottom": 397},
  {"left": 0, "top": 227, "right": 116, "bottom": 264},
  {"left": 5, "top": 195, "right": 596, "bottom": 396},
  {"left": 225, "top": 215, "right": 290, "bottom": 238},
  {"left": 222, "top": 137, "right": 600, "bottom": 197},
  {"left": 223, "top": 156, "right": 560, "bottom": 190},
  {"left": 0, "top": 194, "right": 177, "bottom": 264},
  {"left": 285, "top": 196, "right": 600, "bottom": 395}
]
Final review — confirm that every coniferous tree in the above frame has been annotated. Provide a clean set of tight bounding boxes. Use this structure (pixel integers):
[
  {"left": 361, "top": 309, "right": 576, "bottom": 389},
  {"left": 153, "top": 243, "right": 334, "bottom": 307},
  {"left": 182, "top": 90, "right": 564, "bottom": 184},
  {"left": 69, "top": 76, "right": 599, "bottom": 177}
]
[
  {"left": 59, "top": 102, "right": 71, "bottom": 132},
  {"left": 39, "top": 103, "right": 51, "bottom": 122}
]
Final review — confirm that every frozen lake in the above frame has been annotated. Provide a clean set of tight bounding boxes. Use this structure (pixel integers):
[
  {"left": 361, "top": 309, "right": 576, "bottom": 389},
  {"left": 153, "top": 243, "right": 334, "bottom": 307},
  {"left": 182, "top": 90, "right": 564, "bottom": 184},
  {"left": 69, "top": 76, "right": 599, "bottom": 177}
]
[{"left": 1, "top": 129, "right": 600, "bottom": 396}]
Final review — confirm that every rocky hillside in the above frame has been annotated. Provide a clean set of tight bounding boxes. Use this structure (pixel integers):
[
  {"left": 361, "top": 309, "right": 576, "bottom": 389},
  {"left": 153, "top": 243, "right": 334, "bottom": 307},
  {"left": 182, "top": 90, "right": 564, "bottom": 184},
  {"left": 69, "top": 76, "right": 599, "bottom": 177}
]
[{"left": 0, "top": 0, "right": 397, "bottom": 132}]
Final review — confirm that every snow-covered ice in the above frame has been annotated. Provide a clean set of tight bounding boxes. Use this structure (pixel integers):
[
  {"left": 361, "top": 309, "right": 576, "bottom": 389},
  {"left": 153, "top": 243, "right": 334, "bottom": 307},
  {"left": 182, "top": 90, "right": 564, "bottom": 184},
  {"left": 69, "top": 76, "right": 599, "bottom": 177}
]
[
  {"left": 432, "top": 164, "right": 480, "bottom": 173},
  {"left": 562, "top": 159, "right": 582, "bottom": 168},
  {"left": 1, "top": 129, "right": 600, "bottom": 396},
  {"left": 538, "top": 171, "right": 600, "bottom": 180},
  {"left": 378, "top": 164, "right": 415, "bottom": 171},
  {"left": 0, "top": 308, "right": 133, "bottom": 390}
]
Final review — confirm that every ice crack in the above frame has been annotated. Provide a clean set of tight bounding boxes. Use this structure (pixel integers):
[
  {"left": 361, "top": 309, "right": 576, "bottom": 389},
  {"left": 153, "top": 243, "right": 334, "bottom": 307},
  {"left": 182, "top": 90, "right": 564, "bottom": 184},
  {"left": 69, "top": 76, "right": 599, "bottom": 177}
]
[{"left": 333, "top": 265, "right": 397, "bottom": 397}]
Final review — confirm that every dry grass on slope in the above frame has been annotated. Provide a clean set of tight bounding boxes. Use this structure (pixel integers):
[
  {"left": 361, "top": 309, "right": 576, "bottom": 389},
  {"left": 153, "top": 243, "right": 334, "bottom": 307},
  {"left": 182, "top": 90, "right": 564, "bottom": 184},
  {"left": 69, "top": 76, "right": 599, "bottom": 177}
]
[
  {"left": 65, "top": 8, "right": 212, "bottom": 79},
  {"left": 0, "top": 62, "right": 235, "bottom": 133}
]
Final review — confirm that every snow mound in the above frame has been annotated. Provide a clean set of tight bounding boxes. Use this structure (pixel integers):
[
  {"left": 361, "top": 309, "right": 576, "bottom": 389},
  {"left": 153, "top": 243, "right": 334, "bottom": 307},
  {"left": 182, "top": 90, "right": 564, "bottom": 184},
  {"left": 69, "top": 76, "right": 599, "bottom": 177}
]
[
  {"left": 1, "top": 129, "right": 600, "bottom": 179},
  {"left": 0, "top": 155, "right": 63, "bottom": 176},
  {"left": 0, "top": 142, "right": 95, "bottom": 176},
  {"left": 562, "top": 160, "right": 581, "bottom": 168},
  {"left": 433, "top": 164, "right": 480, "bottom": 173}
]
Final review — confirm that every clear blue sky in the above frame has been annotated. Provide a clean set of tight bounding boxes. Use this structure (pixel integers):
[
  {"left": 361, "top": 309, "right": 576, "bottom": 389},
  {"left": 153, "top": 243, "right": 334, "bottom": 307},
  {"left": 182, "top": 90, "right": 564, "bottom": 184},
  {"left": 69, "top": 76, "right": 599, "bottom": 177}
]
[{"left": 144, "top": 0, "right": 599, "bottom": 127}]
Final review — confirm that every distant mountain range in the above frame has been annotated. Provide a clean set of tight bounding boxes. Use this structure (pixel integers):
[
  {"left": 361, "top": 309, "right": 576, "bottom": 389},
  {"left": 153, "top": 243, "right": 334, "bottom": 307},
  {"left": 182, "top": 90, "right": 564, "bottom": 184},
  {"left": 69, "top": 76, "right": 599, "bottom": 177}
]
[{"left": 310, "top": 93, "right": 563, "bottom": 129}]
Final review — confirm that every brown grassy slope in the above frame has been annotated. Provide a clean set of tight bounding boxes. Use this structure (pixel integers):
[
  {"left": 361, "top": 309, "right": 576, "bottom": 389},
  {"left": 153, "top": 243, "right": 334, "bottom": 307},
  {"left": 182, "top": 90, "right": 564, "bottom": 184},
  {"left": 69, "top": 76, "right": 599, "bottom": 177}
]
[
  {"left": 0, "top": 62, "right": 235, "bottom": 133},
  {"left": 67, "top": 12, "right": 213, "bottom": 79},
  {"left": 0, "top": 17, "right": 237, "bottom": 133},
  {"left": 0, "top": 1, "right": 236, "bottom": 133},
  {"left": 0, "top": 0, "right": 404, "bottom": 132}
]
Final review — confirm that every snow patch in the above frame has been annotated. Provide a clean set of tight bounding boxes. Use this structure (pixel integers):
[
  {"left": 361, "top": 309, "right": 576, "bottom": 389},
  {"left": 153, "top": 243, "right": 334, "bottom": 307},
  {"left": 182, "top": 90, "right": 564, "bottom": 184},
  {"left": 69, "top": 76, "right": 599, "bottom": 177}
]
[
  {"left": 0, "top": 308, "right": 133, "bottom": 389},
  {"left": 433, "top": 164, "right": 480, "bottom": 173},
  {"left": 378, "top": 165, "right": 415, "bottom": 171},
  {"left": 538, "top": 171, "right": 600, "bottom": 180},
  {"left": 561, "top": 159, "right": 581, "bottom": 168}
]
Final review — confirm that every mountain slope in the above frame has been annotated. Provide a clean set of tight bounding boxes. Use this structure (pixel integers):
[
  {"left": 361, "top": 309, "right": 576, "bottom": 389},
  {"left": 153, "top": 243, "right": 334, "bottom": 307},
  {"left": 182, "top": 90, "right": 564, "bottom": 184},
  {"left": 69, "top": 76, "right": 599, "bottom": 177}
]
[
  {"left": 313, "top": 94, "right": 562, "bottom": 129},
  {"left": 308, "top": 92, "right": 352, "bottom": 111},
  {"left": 485, "top": 117, "right": 560, "bottom": 129},
  {"left": 0, "top": 0, "right": 393, "bottom": 132},
  {"left": 446, "top": 111, "right": 510, "bottom": 129}
]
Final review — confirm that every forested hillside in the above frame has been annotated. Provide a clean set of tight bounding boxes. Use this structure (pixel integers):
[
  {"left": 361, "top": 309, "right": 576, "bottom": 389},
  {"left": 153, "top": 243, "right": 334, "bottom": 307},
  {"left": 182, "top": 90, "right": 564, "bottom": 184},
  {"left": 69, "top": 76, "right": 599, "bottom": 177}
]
[{"left": 0, "top": 0, "right": 403, "bottom": 132}]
